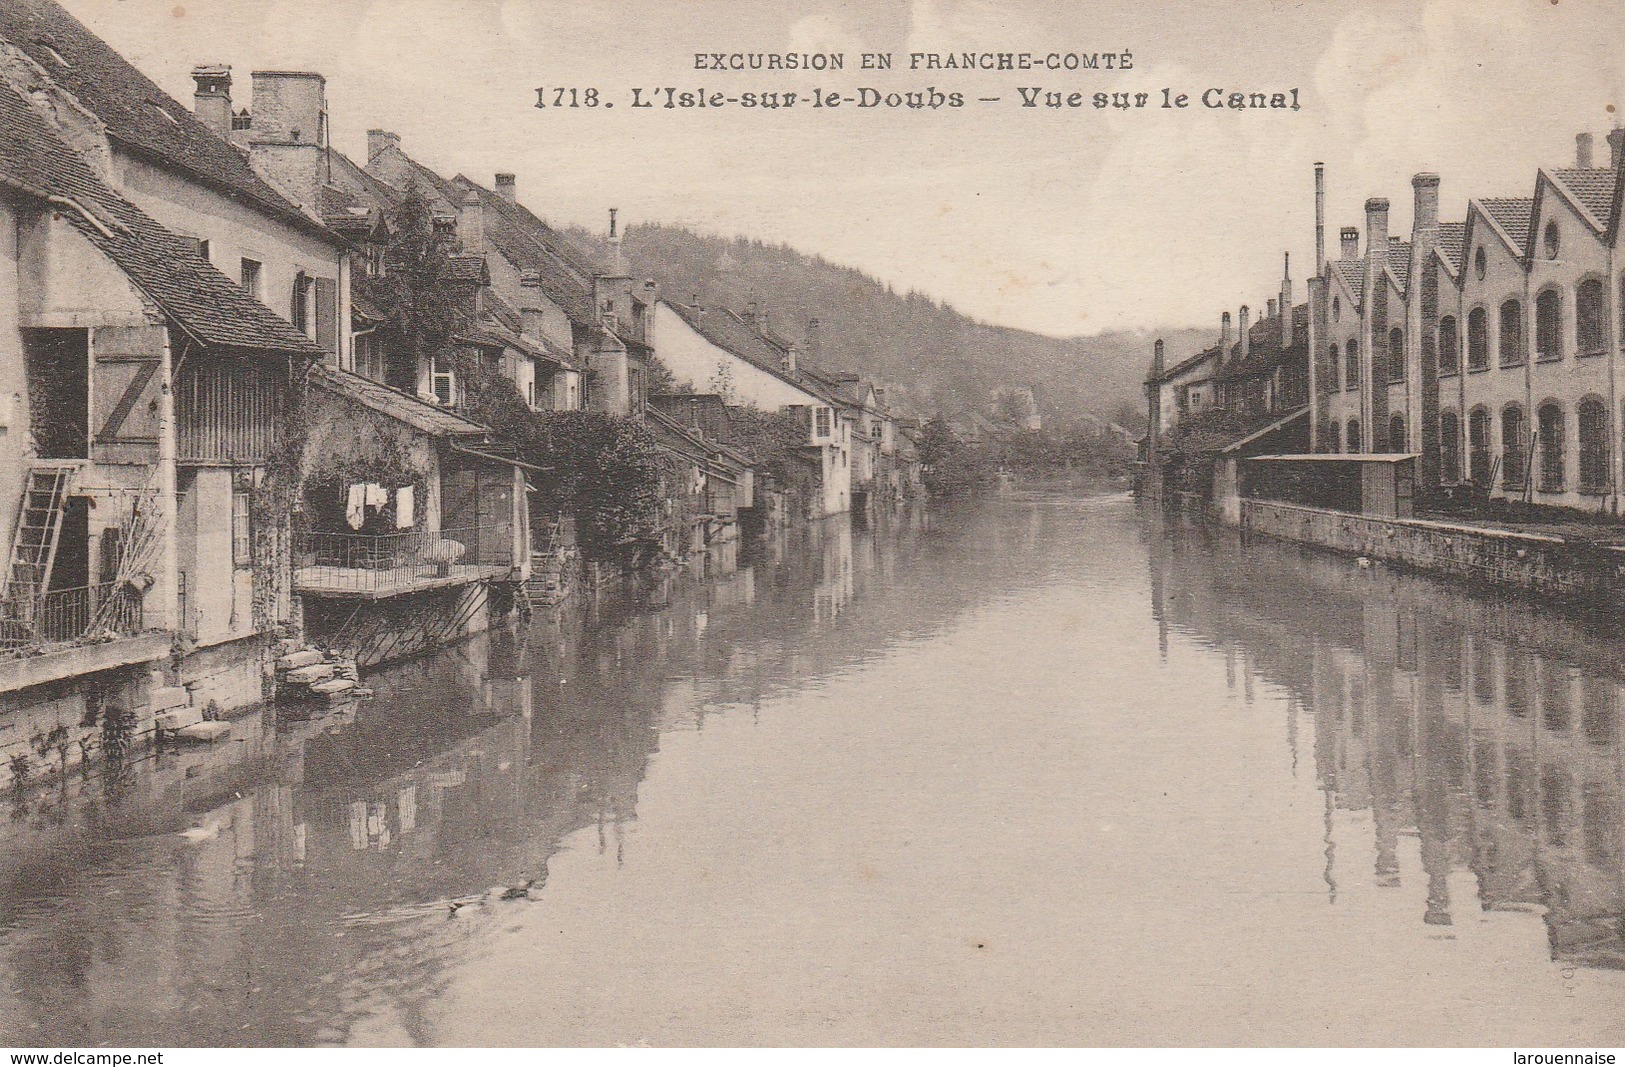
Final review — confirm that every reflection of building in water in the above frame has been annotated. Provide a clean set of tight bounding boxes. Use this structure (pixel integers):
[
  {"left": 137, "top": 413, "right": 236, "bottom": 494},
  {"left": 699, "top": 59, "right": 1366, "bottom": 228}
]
[{"left": 1146, "top": 515, "right": 1625, "bottom": 968}]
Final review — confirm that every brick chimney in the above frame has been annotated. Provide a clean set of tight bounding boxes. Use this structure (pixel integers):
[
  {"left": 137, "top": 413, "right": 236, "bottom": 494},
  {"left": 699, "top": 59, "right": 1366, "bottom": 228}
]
[
  {"left": 1340, "top": 227, "right": 1359, "bottom": 260},
  {"left": 1220, "top": 310, "right": 1232, "bottom": 353},
  {"left": 459, "top": 188, "right": 483, "bottom": 251},
  {"left": 247, "top": 71, "right": 327, "bottom": 211},
  {"left": 606, "top": 208, "right": 627, "bottom": 276},
  {"left": 1280, "top": 253, "right": 1294, "bottom": 348},
  {"left": 1237, "top": 305, "right": 1251, "bottom": 364},
  {"left": 496, "top": 173, "right": 517, "bottom": 202},
  {"left": 191, "top": 65, "right": 232, "bottom": 137},
  {"left": 804, "top": 316, "right": 822, "bottom": 367},
  {"left": 1314, "top": 163, "right": 1326, "bottom": 273},
  {"left": 1577, "top": 132, "right": 1594, "bottom": 169},
  {"left": 1609, "top": 128, "right": 1625, "bottom": 169},
  {"left": 1365, "top": 199, "right": 1390, "bottom": 262},
  {"left": 367, "top": 128, "right": 400, "bottom": 163}
]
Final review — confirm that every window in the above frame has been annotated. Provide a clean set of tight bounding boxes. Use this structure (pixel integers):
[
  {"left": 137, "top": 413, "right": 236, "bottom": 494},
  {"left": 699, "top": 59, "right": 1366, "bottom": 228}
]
[
  {"left": 189, "top": 237, "right": 210, "bottom": 263},
  {"left": 1440, "top": 411, "right": 1461, "bottom": 482},
  {"left": 1347, "top": 419, "right": 1361, "bottom": 453},
  {"left": 1502, "top": 405, "right": 1527, "bottom": 488},
  {"left": 231, "top": 490, "right": 251, "bottom": 568},
  {"left": 1577, "top": 279, "right": 1606, "bottom": 355},
  {"left": 1345, "top": 339, "right": 1359, "bottom": 389},
  {"left": 1538, "top": 401, "right": 1565, "bottom": 492},
  {"left": 1438, "top": 316, "right": 1459, "bottom": 375},
  {"left": 1469, "top": 407, "right": 1492, "bottom": 484},
  {"left": 240, "top": 258, "right": 261, "bottom": 299},
  {"left": 1328, "top": 343, "right": 1341, "bottom": 392},
  {"left": 1475, "top": 247, "right": 1487, "bottom": 280},
  {"left": 815, "top": 407, "right": 833, "bottom": 438},
  {"left": 1579, "top": 397, "right": 1609, "bottom": 492},
  {"left": 432, "top": 354, "right": 456, "bottom": 405},
  {"left": 1389, "top": 414, "right": 1406, "bottom": 452},
  {"left": 290, "top": 271, "right": 310, "bottom": 336},
  {"left": 1333, "top": 296, "right": 1341, "bottom": 322},
  {"left": 1467, "top": 308, "right": 1488, "bottom": 370},
  {"left": 1500, "top": 300, "right": 1524, "bottom": 366},
  {"left": 1387, "top": 327, "right": 1405, "bottom": 383},
  {"left": 1535, "top": 288, "right": 1562, "bottom": 361},
  {"left": 1544, "top": 220, "right": 1560, "bottom": 260},
  {"left": 526, "top": 378, "right": 536, "bottom": 408}
]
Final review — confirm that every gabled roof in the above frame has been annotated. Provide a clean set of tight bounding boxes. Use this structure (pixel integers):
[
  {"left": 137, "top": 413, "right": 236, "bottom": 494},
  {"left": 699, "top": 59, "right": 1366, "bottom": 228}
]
[
  {"left": 310, "top": 363, "right": 490, "bottom": 439},
  {"left": 663, "top": 301, "right": 841, "bottom": 406},
  {"left": 1549, "top": 167, "right": 1617, "bottom": 229},
  {"left": 0, "top": 84, "right": 322, "bottom": 357},
  {"left": 1479, "top": 197, "right": 1533, "bottom": 257},
  {"left": 1386, "top": 240, "right": 1411, "bottom": 291},
  {"left": 483, "top": 291, "right": 579, "bottom": 368},
  {"left": 1435, "top": 222, "right": 1465, "bottom": 275},
  {"left": 0, "top": 0, "right": 334, "bottom": 243},
  {"left": 456, "top": 178, "right": 600, "bottom": 326},
  {"left": 1331, "top": 259, "right": 1364, "bottom": 309},
  {"left": 644, "top": 405, "right": 753, "bottom": 472},
  {"left": 1148, "top": 344, "right": 1220, "bottom": 385}
]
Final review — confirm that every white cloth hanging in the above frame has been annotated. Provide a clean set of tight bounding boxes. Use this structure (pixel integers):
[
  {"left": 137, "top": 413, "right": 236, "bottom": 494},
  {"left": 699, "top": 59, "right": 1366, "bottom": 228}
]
[
  {"left": 395, "top": 485, "right": 415, "bottom": 529},
  {"left": 365, "top": 483, "right": 388, "bottom": 511},
  {"left": 345, "top": 484, "right": 366, "bottom": 530}
]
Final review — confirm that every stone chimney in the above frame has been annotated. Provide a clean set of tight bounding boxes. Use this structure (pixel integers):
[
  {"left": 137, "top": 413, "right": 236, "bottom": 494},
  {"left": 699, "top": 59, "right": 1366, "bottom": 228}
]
[
  {"left": 606, "top": 208, "right": 627, "bottom": 276},
  {"left": 1412, "top": 173, "right": 1439, "bottom": 233},
  {"left": 1577, "top": 132, "right": 1594, "bottom": 169},
  {"left": 743, "top": 301, "right": 760, "bottom": 329},
  {"left": 246, "top": 71, "right": 327, "bottom": 211},
  {"left": 805, "top": 317, "right": 822, "bottom": 366},
  {"left": 191, "top": 65, "right": 233, "bottom": 137},
  {"left": 1609, "top": 128, "right": 1625, "bottom": 169},
  {"left": 784, "top": 343, "right": 800, "bottom": 377},
  {"left": 1365, "top": 199, "right": 1390, "bottom": 262},
  {"left": 1237, "top": 305, "right": 1251, "bottom": 364},
  {"left": 496, "top": 173, "right": 516, "bottom": 202},
  {"left": 1280, "top": 253, "right": 1294, "bottom": 348},
  {"left": 1340, "top": 227, "right": 1359, "bottom": 261},
  {"left": 1314, "top": 163, "right": 1326, "bottom": 273},
  {"left": 367, "top": 128, "right": 400, "bottom": 163},
  {"left": 1220, "top": 310, "right": 1232, "bottom": 353},
  {"left": 459, "top": 188, "right": 483, "bottom": 251}
]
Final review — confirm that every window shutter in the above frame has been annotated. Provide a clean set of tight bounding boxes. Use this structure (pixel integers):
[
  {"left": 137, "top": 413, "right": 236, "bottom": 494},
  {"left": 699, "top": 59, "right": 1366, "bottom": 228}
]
[{"left": 315, "top": 277, "right": 338, "bottom": 355}]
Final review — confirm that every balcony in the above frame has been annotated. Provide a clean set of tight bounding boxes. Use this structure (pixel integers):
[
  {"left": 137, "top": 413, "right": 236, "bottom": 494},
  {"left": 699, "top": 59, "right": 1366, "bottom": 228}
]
[
  {"left": 294, "top": 526, "right": 512, "bottom": 599},
  {"left": 0, "top": 581, "right": 144, "bottom": 653}
]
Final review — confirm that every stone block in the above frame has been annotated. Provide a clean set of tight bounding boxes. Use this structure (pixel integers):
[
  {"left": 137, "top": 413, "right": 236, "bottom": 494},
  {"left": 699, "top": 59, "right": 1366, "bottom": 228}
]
[
  {"left": 277, "top": 649, "right": 325, "bottom": 671},
  {"left": 175, "top": 721, "right": 231, "bottom": 743},
  {"left": 286, "top": 663, "right": 336, "bottom": 685},
  {"left": 156, "top": 707, "right": 203, "bottom": 732},
  {"left": 149, "top": 686, "right": 191, "bottom": 713}
]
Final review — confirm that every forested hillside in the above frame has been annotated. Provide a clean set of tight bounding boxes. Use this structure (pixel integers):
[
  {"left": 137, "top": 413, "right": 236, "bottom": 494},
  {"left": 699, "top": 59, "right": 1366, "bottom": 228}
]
[{"left": 569, "top": 222, "right": 1212, "bottom": 430}]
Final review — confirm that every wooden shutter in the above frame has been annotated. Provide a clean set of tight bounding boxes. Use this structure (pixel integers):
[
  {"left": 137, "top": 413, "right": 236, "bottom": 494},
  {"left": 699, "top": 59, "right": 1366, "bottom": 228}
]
[{"left": 315, "top": 277, "right": 338, "bottom": 355}]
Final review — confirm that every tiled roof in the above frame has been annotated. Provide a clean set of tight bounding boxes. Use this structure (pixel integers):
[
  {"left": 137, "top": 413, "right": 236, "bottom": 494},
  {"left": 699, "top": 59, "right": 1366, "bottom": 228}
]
[
  {"left": 1387, "top": 240, "right": 1411, "bottom": 289},
  {"left": 1217, "top": 304, "right": 1308, "bottom": 382},
  {"left": 311, "top": 363, "right": 490, "bottom": 439},
  {"left": 1331, "top": 259, "right": 1364, "bottom": 307},
  {"left": 644, "top": 406, "right": 753, "bottom": 472},
  {"left": 1551, "top": 168, "right": 1616, "bottom": 225},
  {"left": 0, "top": 0, "right": 332, "bottom": 241},
  {"left": 664, "top": 301, "right": 841, "bottom": 406},
  {"left": 1436, "top": 222, "right": 1465, "bottom": 272},
  {"left": 1480, "top": 197, "right": 1534, "bottom": 254},
  {"left": 456, "top": 178, "right": 599, "bottom": 326},
  {"left": 1150, "top": 345, "right": 1220, "bottom": 385},
  {"left": 444, "top": 253, "right": 488, "bottom": 285},
  {"left": 0, "top": 84, "right": 323, "bottom": 357},
  {"left": 328, "top": 148, "right": 402, "bottom": 216}
]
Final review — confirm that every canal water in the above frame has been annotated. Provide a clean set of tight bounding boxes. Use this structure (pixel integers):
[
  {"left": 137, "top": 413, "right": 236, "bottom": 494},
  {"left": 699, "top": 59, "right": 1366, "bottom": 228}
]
[{"left": 1, "top": 492, "right": 1623, "bottom": 1047}]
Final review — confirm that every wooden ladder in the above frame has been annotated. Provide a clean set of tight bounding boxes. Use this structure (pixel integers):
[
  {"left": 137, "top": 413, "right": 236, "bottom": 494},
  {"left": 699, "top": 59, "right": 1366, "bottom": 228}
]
[{"left": 5, "top": 466, "right": 75, "bottom": 614}]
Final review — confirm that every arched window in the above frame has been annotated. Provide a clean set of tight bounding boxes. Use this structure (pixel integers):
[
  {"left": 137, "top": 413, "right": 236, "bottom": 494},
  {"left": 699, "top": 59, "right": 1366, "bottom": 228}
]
[
  {"left": 1347, "top": 418, "right": 1361, "bottom": 454},
  {"left": 1502, "top": 405, "right": 1527, "bottom": 488},
  {"left": 1389, "top": 414, "right": 1406, "bottom": 452},
  {"left": 1328, "top": 343, "right": 1341, "bottom": 393},
  {"left": 1345, "top": 340, "right": 1359, "bottom": 389},
  {"left": 1467, "top": 307, "right": 1488, "bottom": 370},
  {"left": 1538, "top": 401, "right": 1565, "bottom": 492},
  {"left": 1388, "top": 327, "right": 1406, "bottom": 383},
  {"left": 1577, "top": 279, "right": 1606, "bottom": 356},
  {"left": 1500, "top": 300, "right": 1524, "bottom": 366},
  {"left": 1579, "top": 397, "right": 1609, "bottom": 492},
  {"left": 1535, "top": 288, "right": 1562, "bottom": 361},
  {"left": 1438, "top": 316, "right": 1459, "bottom": 375},
  {"left": 1469, "top": 407, "right": 1492, "bottom": 484},
  {"left": 1440, "top": 411, "right": 1461, "bottom": 483}
]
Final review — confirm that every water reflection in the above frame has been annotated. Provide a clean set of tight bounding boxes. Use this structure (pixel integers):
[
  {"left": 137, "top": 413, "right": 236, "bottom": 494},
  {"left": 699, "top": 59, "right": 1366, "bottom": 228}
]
[{"left": 1147, "top": 514, "right": 1625, "bottom": 970}]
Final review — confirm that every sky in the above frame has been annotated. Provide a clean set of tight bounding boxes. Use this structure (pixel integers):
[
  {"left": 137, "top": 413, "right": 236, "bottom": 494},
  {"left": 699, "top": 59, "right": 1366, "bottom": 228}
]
[{"left": 59, "top": 0, "right": 1625, "bottom": 338}]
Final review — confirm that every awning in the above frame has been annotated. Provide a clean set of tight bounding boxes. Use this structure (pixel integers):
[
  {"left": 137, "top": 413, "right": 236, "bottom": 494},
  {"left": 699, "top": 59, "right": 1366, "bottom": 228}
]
[{"left": 450, "top": 442, "right": 547, "bottom": 473}]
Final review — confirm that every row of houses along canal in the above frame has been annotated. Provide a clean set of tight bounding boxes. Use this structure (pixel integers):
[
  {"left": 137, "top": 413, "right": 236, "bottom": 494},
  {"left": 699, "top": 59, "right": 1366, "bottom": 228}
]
[{"left": 0, "top": 492, "right": 1622, "bottom": 1045}]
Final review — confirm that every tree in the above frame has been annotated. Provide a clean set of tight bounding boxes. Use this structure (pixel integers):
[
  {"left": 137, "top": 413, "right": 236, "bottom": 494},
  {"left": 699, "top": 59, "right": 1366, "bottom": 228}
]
[{"left": 353, "top": 181, "right": 472, "bottom": 389}]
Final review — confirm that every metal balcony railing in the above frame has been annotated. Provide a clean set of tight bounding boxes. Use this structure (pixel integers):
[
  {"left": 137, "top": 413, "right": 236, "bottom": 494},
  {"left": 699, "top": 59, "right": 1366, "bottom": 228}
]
[
  {"left": 0, "top": 581, "right": 144, "bottom": 652},
  {"left": 293, "top": 525, "right": 507, "bottom": 596}
]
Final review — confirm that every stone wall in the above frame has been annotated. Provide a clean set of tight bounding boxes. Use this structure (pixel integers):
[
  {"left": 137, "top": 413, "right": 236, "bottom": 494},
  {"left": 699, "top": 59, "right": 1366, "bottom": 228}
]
[{"left": 1240, "top": 497, "right": 1625, "bottom": 602}]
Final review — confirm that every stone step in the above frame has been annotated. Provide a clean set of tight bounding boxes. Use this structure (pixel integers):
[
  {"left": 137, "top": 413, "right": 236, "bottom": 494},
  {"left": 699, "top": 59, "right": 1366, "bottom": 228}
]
[
  {"left": 286, "top": 663, "right": 336, "bottom": 685},
  {"left": 156, "top": 707, "right": 204, "bottom": 732},
  {"left": 149, "top": 686, "right": 191, "bottom": 713},
  {"left": 175, "top": 721, "right": 231, "bottom": 743},
  {"left": 310, "top": 677, "right": 356, "bottom": 699},
  {"left": 277, "top": 649, "right": 326, "bottom": 671},
  {"left": 276, "top": 637, "right": 304, "bottom": 656}
]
